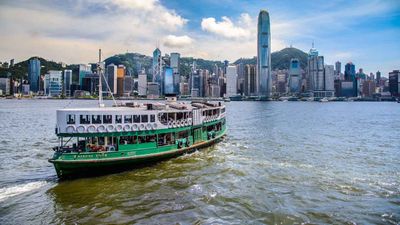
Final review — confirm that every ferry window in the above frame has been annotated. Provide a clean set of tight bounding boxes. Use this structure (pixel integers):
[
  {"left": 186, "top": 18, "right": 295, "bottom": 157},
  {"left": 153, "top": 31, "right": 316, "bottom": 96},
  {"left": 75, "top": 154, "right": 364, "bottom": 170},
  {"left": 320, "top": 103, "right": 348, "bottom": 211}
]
[
  {"left": 98, "top": 137, "right": 105, "bottom": 145},
  {"left": 80, "top": 115, "right": 90, "bottom": 124},
  {"left": 159, "top": 113, "right": 167, "bottom": 125},
  {"left": 138, "top": 135, "right": 156, "bottom": 143},
  {"left": 119, "top": 136, "right": 137, "bottom": 145},
  {"left": 141, "top": 115, "right": 148, "bottom": 123},
  {"left": 124, "top": 115, "right": 132, "bottom": 123},
  {"left": 221, "top": 108, "right": 225, "bottom": 113},
  {"left": 150, "top": 115, "right": 155, "bottom": 122},
  {"left": 103, "top": 115, "right": 112, "bottom": 124},
  {"left": 177, "top": 130, "right": 189, "bottom": 139},
  {"left": 158, "top": 133, "right": 175, "bottom": 146},
  {"left": 92, "top": 115, "right": 102, "bottom": 124},
  {"left": 177, "top": 112, "right": 184, "bottom": 120},
  {"left": 115, "top": 115, "right": 122, "bottom": 123},
  {"left": 133, "top": 115, "right": 140, "bottom": 123},
  {"left": 67, "top": 114, "right": 75, "bottom": 124}
]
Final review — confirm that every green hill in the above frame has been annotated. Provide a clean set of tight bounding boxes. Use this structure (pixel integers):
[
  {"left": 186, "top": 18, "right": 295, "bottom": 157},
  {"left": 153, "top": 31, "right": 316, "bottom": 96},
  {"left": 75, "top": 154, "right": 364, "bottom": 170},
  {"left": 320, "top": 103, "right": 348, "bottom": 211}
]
[
  {"left": 234, "top": 47, "right": 308, "bottom": 70},
  {"left": 0, "top": 57, "right": 64, "bottom": 79}
]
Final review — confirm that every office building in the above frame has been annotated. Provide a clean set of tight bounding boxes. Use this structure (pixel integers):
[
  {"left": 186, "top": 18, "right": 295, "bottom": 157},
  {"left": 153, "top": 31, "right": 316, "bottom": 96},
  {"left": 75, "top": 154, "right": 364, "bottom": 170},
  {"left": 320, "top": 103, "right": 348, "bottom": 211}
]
[
  {"left": 0, "top": 78, "right": 10, "bottom": 95},
  {"left": 147, "top": 82, "right": 160, "bottom": 98},
  {"left": 362, "top": 80, "right": 376, "bottom": 97},
  {"left": 106, "top": 64, "right": 117, "bottom": 95},
  {"left": 78, "top": 64, "right": 92, "bottom": 87},
  {"left": 63, "top": 70, "right": 72, "bottom": 96},
  {"left": 226, "top": 65, "right": 238, "bottom": 97},
  {"left": 170, "top": 53, "right": 180, "bottom": 94},
  {"left": 244, "top": 64, "right": 257, "bottom": 96},
  {"left": 190, "top": 70, "right": 201, "bottom": 97},
  {"left": 164, "top": 67, "right": 174, "bottom": 94},
  {"left": 28, "top": 58, "right": 41, "bottom": 93},
  {"left": 179, "top": 82, "right": 190, "bottom": 96},
  {"left": 138, "top": 70, "right": 147, "bottom": 96},
  {"left": 44, "top": 70, "right": 62, "bottom": 97},
  {"left": 257, "top": 10, "right": 271, "bottom": 97},
  {"left": 324, "top": 65, "right": 335, "bottom": 92},
  {"left": 376, "top": 71, "right": 381, "bottom": 84},
  {"left": 288, "top": 58, "right": 301, "bottom": 93},
  {"left": 344, "top": 62, "right": 356, "bottom": 81},
  {"left": 81, "top": 74, "right": 99, "bottom": 94},
  {"left": 335, "top": 61, "right": 341, "bottom": 79},
  {"left": 389, "top": 70, "right": 400, "bottom": 97},
  {"left": 152, "top": 48, "right": 162, "bottom": 93}
]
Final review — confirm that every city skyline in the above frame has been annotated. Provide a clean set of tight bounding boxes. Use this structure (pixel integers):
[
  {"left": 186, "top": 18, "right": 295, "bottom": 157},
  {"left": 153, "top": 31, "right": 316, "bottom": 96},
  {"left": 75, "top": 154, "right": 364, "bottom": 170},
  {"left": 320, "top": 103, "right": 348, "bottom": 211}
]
[{"left": 0, "top": 0, "right": 399, "bottom": 76}]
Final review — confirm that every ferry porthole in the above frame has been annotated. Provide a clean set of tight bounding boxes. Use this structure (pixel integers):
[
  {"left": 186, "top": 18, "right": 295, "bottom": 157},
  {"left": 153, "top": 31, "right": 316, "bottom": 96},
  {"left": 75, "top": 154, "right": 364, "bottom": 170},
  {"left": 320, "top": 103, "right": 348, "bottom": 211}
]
[
  {"left": 153, "top": 123, "right": 157, "bottom": 129},
  {"left": 77, "top": 125, "right": 85, "bottom": 133},
  {"left": 140, "top": 124, "right": 145, "bottom": 130},
  {"left": 66, "top": 125, "right": 76, "bottom": 133},
  {"left": 97, "top": 125, "right": 106, "bottom": 132},
  {"left": 131, "top": 124, "right": 138, "bottom": 131},
  {"left": 146, "top": 124, "right": 152, "bottom": 130}
]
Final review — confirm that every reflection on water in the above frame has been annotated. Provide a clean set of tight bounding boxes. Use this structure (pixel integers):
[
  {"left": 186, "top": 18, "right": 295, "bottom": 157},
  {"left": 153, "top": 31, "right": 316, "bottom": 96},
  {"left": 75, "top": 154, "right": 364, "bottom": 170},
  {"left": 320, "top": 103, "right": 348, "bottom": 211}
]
[{"left": 0, "top": 100, "right": 399, "bottom": 224}]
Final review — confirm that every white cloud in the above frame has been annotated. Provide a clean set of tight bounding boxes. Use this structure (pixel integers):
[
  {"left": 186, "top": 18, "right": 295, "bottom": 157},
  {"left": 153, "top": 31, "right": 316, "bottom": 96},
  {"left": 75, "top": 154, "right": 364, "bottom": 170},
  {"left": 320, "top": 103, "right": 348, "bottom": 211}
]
[
  {"left": 201, "top": 15, "right": 252, "bottom": 40},
  {"left": 163, "top": 35, "right": 193, "bottom": 48}
]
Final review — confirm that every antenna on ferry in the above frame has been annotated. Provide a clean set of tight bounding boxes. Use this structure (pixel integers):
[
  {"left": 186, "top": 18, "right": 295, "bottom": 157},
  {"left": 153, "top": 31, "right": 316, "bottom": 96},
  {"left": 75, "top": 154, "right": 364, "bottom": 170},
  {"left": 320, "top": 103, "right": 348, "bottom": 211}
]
[{"left": 98, "top": 49, "right": 105, "bottom": 107}]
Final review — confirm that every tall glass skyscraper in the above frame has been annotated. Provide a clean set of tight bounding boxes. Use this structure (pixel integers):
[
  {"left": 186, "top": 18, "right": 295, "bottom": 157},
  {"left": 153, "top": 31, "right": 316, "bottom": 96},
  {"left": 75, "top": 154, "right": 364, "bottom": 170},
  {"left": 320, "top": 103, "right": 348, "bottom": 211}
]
[
  {"left": 28, "top": 58, "right": 41, "bottom": 93},
  {"left": 257, "top": 10, "right": 271, "bottom": 98}
]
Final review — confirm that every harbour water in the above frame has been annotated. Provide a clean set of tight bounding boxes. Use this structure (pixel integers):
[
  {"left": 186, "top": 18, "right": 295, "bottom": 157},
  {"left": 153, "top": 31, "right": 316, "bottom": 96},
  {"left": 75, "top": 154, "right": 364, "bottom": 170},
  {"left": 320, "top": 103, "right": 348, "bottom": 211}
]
[{"left": 0, "top": 99, "right": 399, "bottom": 224}]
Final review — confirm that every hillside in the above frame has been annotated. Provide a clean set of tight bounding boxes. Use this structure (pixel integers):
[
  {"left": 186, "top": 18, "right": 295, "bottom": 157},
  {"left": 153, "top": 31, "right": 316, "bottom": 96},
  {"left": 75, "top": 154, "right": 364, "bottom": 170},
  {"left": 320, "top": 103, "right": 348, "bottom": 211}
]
[
  {"left": 0, "top": 57, "right": 64, "bottom": 79},
  {"left": 234, "top": 47, "right": 308, "bottom": 70}
]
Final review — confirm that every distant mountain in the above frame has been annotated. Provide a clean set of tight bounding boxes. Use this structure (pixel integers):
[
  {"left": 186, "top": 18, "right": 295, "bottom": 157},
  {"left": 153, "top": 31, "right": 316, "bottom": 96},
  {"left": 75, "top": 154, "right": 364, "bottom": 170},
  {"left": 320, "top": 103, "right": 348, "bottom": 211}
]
[
  {"left": 234, "top": 47, "right": 308, "bottom": 70},
  {"left": 0, "top": 57, "right": 64, "bottom": 79}
]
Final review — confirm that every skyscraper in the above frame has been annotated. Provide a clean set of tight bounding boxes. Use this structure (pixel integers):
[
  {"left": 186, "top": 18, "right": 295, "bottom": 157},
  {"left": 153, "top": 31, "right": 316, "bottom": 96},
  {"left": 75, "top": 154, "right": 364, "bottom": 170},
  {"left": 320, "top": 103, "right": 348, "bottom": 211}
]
[
  {"left": 226, "top": 65, "right": 238, "bottom": 97},
  {"left": 324, "top": 65, "right": 335, "bottom": 92},
  {"left": 344, "top": 62, "right": 356, "bottom": 81},
  {"left": 335, "top": 61, "right": 341, "bottom": 79},
  {"left": 170, "top": 53, "right": 180, "bottom": 94},
  {"left": 152, "top": 48, "right": 162, "bottom": 93},
  {"left": 288, "top": 58, "right": 301, "bottom": 93},
  {"left": 257, "top": 10, "right": 271, "bottom": 98},
  {"left": 244, "top": 64, "right": 257, "bottom": 96},
  {"left": 164, "top": 67, "right": 174, "bottom": 94},
  {"left": 106, "top": 64, "right": 117, "bottom": 95},
  {"left": 63, "top": 70, "right": 72, "bottom": 96},
  {"left": 28, "top": 58, "right": 40, "bottom": 93}
]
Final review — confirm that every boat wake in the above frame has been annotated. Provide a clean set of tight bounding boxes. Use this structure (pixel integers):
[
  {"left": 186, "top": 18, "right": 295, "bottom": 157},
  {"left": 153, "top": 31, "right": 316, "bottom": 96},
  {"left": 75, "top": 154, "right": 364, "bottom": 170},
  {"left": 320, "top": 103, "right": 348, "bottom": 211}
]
[{"left": 0, "top": 181, "right": 47, "bottom": 202}]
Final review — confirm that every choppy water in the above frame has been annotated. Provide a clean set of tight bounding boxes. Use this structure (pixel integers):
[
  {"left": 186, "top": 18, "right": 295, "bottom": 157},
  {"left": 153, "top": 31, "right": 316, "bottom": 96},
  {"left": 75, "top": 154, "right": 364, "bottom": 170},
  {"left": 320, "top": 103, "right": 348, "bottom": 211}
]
[{"left": 0, "top": 99, "right": 399, "bottom": 224}]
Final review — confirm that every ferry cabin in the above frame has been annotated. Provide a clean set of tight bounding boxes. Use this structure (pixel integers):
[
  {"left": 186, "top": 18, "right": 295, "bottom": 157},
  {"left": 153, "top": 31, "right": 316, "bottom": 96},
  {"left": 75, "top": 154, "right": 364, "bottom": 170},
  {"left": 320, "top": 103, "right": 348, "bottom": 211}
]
[{"left": 53, "top": 102, "right": 226, "bottom": 161}]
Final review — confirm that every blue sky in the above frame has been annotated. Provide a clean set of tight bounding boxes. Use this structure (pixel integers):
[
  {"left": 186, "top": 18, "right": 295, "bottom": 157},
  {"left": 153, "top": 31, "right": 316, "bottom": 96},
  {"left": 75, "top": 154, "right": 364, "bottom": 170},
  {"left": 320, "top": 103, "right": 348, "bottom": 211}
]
[{"left": 0, "top": 0, "right": 399, "bottom": 76}]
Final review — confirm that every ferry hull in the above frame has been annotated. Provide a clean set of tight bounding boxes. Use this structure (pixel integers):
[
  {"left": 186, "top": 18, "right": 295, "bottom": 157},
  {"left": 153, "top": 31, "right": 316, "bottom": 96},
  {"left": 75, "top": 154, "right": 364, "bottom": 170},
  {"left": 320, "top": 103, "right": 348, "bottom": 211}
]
[{"left": 49, "top": 133, "right": 225, "bottom": 179}]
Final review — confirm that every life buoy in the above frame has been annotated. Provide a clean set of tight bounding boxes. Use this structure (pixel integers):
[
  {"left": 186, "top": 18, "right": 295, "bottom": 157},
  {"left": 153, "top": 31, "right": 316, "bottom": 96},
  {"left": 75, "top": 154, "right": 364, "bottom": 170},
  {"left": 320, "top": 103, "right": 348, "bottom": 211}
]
[
  {"left": 177, "top": 141, "right": 183, "bottom": 149},
  {"left": 139, "top": 124, "right": 145, "bottom": 130},
  {"left": 152, "top": 123, "right": 157, "bottom": 129},
  {"left": 106, "top": 125, "right": 115, "bottom": 132},
  {"left": 77, "top": 125, "right": 85, "bottom": 133},
  {"left": 146, "top": 124, "right": 152, "bottom": 130},
  {"left": 116, "top": 125, "right": 123, "bottom": 132},
  {"left": 87, "top": 125, "right": 96, "bottom": 133},
  {"left": 186, "top": 139, "right": 191, "bottom": 147},
  {"left": 168, "top": 121, "right": 172, "bottom": 128},
  {"left": 123, "top": 124, "right": 131, "bottom": 131},
  {"left": 66, "top": 125, "right": 75, "bottom": 133},
  {"left": 131, "top": 124, "right": 138, "bottom": 131},
  {"left": 97, "top": 125, "right": 106, "bottom": 132}
]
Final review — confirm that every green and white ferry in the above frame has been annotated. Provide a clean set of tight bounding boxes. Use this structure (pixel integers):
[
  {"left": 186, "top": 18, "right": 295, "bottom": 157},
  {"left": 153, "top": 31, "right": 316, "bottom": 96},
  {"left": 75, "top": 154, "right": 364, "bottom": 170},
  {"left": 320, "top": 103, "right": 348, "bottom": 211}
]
[{"left": 49, "top": 52, "right": 226, "bottom": 178}]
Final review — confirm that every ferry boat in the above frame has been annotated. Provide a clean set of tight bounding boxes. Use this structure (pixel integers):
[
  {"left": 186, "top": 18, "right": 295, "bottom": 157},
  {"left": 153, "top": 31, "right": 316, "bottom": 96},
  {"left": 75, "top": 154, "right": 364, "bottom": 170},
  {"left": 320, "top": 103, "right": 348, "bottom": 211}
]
[{"left": 48, "top": 51, "right": 226, "bottom": 178}]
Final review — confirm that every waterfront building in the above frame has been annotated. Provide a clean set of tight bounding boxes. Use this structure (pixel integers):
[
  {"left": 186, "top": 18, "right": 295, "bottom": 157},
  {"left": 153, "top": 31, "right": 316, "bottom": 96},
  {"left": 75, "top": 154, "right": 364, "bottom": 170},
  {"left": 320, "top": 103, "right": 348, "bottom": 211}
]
[
  {"left": 335, "top": 80, "right": 355, "bottom": 97},
  {"left": 44, "top": 70, "right": 62, "bottom": 97},
  {"left": 78, "top": 64, "right": 92, "bottom": 87},
  {"left": 389, "top": 70, "right": 400, "bottom": 97},
  {"left": 124, "top": 76, "right": 133, "bottom": 96},
  {"left": 335, "top": 61, "right": 341, "bottom": 79},
  {"left": 138, "top": 70, "right": 147, "bottom": 96},
  {"left": 201, "top": 69, "right": 210, "bottom": 97},
  {"left": 147, "top": 82, "right": 160, "bottom": 98},
  {"left": 106, "top": 64, "right": 117, "bottom": 95},
  {"left": 63, "top": 70, "right": 72, "bottom": 97},
  {"left": 164, "top": 67, "right": 174, "bottom": 94},
  {"left": 170, "top": 53, "right": 180, "bottom": 94},
  {"left": 288, "top": 58, "right": 301, "bottom": 93},
  {"left": 179, "top": 82, "right": 190, "bottom": 96},
  {"left": 152, "top": 48, "right": 162, "bottom": 93},
  {"left": 376, "top": 71, "right": 381, "bottom": 84},
  {"left": 244, "top": 64, "right": 257, "bottom": 96},
  {"left": 324, "top": 65, "right": 335, "bottom": 93},
  {"left": 257, "top": 10, "right": 272, "bottom": 97},
  {"left": 362, "top": 80, "right": 376, "bottom": 97},
  {"left": 81, "top": 74, "right": 99, "bottom": 94},
  {"left": 28, "top": 58, "right": 40, "bottom": 93},
  {"left": 190, "top": 70, "right": 200, "bottom": 97},
  {"left": 0, "top": 78, "right": 10, "bottom": 95},
  {"left": 226, "top": 65, "right": 238, "bottom": 97},
  {"left": 344, "top": 62, "right": 356, "bottom": 81}
]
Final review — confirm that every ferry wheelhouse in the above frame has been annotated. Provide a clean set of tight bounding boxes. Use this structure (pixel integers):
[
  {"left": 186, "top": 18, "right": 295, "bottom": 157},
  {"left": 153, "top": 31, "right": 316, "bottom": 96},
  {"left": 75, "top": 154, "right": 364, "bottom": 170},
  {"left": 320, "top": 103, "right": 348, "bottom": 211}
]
[{"left": 49, "top": 98, "right": 226, "bottom": 178}]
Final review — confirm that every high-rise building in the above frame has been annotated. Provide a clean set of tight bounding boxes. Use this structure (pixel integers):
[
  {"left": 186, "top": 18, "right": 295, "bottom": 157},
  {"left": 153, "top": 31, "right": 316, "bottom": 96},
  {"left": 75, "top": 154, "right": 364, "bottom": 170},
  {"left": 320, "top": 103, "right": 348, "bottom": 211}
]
[
  {"left": 307, "top": 45, "right": 324, "bottom": 91},
  {"left": 152, "top": 48, "right": 162, "bottom": 93},
  {"left": 0, "top": 78, "right": 10, "bottom": 95},
  {"left": 226, "top": 65, "right": 238, "bottom": 97},
  {"left": 335, "top": 61, "right": 341, "bottom": 79},
  {"left": 324, "top": 65, "right": 335, "bottom": 92},
  {"left": 44, "top": 71, "right": 62, "bottom": 97},
  {"left": 344, "top": 62, "right": 356, "bottom": 81},
  {"left": 63, "top": 70, "right": 72, "bottom": 96},
  {"left": 106, "top": 64, "right": 117, "bottom": 95},
  {"left": 362, "top": 80, "right": 376, "bottom": 97},
  {"left": 164, "top": 67, "right": 174, "bottom": 94},
  {"left": 147, "top": 82, "right": 160, "bottom": 98},
  {"left": 28, "top": 58, "right": 40, "bottom": 93},
  {"left": 389, "top": 70, "right": 399, "bottom": 97},
  {"left": 190, "top": 69, "right": 200, "bottom": 97},
  {"left": 257, "top": 10, "right": 271, "bottom": 97},
  {"left": 244, "top": 64, "right": 257, "bottom": 96},
  {"left": 170, "top": 53, "right": 180, "bottom": 94},
  {"left": 288, "top": 58, "right": 301, "bottom": 93},
  {"left": 376, "top": 70, "right": 381, "bottom": 84},
  {"left": 78, "top": 64, "right": 92, "bottom": 87},
  {"left": 138, "top": 70, "right": 147, "bottom": 96}
]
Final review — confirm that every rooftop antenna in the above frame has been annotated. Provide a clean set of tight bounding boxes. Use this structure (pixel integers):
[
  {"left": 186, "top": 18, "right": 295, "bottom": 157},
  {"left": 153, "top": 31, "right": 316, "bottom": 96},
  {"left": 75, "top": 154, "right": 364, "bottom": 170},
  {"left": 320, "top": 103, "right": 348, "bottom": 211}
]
[{"left": 312, "top": 40, "right": 315, "bottom": 48}]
